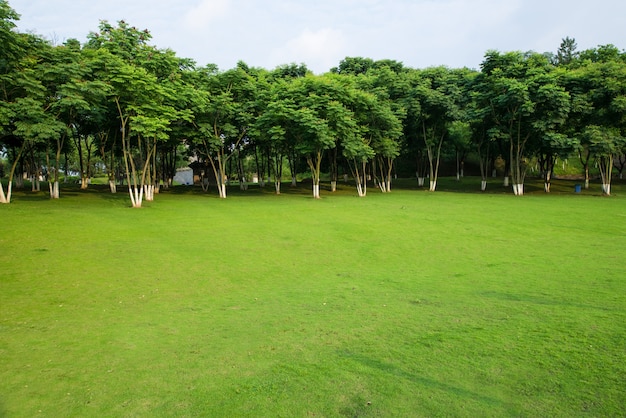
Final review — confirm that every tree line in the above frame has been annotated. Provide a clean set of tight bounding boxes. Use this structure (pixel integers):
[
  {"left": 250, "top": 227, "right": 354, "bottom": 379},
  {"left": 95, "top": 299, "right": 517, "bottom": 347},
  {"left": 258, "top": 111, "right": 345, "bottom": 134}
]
[{"left": 2, "top": 0, "right": 626, "bottom": 206}]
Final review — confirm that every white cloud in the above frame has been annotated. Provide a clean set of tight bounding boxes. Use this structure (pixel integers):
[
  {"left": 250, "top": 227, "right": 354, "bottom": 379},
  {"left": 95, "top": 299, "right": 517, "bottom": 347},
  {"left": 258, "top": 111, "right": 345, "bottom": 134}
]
[
  {"left": 270, "top": 28, "right": 348, "bottom": 73},
  {"left": 184, "top": 0, "right": 231, "bottom": 30}
]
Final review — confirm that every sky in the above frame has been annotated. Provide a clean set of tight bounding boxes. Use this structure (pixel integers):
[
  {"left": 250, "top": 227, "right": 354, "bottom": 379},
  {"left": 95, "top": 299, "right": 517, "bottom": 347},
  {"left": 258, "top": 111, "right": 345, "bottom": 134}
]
[{"left": 7, "top": 0, "right": 626, "bottom": 74}]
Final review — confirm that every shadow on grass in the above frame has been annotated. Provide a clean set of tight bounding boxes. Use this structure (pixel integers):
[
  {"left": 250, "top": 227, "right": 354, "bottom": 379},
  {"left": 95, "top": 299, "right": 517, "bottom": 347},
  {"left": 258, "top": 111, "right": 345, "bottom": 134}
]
[
  {"left": 337, "top": 350, "right": 508, "bottom": 410},
  {"left": 478, "top": 291, "right": 614, "bottom": 312}
]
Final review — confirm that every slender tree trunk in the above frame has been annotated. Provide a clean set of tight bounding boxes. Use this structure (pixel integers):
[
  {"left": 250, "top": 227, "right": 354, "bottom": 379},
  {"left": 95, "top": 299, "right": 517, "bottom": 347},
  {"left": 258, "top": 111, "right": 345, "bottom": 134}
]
[
  {"left": 272, "top": 152, "right": 283, "bottom": 194},
  {"left": 598, "top": 155, "right": 613, "bottom": 196},
  {"left": 0, "top": 142, "right": 26, "bottom": 204},
  {"left": 306, "top": 151, "right": 322, "bottom": 199},
  {"left": 510, "top": 121, "right": 527, "bottom": 196},
  {"left": 543, "top": 154, "right": 555, "bottom": 193},
  {"left": 422, "top": 122, "right": 444, "bottom": 192},
  {"left": 477, "top": 136, "right": 489, "bottom": 191}
]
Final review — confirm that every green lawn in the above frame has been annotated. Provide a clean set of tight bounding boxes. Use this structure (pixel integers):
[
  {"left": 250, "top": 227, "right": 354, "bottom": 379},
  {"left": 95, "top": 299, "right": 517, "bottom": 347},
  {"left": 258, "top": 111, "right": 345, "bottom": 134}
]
[{"left": 1, "top": 178, "right": 625, "bottom": 417}]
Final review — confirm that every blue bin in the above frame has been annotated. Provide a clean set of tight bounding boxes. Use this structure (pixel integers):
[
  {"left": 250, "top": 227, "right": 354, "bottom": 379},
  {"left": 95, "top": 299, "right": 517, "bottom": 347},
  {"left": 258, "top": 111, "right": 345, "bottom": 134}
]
[{"left": 575, "top": 184, "right": 581, "bottom": 193}]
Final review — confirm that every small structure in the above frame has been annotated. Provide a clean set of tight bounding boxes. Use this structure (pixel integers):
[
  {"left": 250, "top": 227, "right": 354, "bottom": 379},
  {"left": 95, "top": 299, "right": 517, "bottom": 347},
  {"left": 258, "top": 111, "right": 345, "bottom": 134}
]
[{"left": 173, "top": 167, "right": 194, "bottom": 185}]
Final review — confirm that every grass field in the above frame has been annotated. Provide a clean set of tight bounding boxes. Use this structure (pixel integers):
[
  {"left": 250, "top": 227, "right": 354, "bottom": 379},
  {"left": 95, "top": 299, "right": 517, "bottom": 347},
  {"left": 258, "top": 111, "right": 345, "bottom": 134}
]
[{"left": 1, "top": 177, "right": 625, "bottom": 417}]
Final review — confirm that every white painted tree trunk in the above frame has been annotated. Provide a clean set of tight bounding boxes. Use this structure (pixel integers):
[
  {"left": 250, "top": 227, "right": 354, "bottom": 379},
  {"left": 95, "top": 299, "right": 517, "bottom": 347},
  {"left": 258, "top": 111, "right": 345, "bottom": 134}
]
[
  {"left": 512, "top": 184, "right": 524, "bottom": 196},
  {"left": 585, "top": 178, "right": 589, "bottom": 189},
  {"left": 481, "top": 180, "right": 487, "bottom": 191},
  {"left": 49, "top": 181, "right": 60, "bottom": 199},
  {"left": 129, "top": 186, "right": 144, "bottom": 208},
  {"left": 0, "top": 182, "right": 12, "bottom": 203},
  {"left": 602, "top": 183, "right": 611, "bottom": 195},
  {"left": 429, "top": 180, "right": 437, "bottom": 192},
  {"left": 312, "top": 184, "right": 320, "bottom": 199},
  {"left": 109, "top": 180, "right": 117, "bottom": 193},
  {"left": 417, "top": 177, "right": 425, "bottom": 187},
  {"left": 144, "top": 184, "right": 155, "bottom": 201},
  {"left": 356, "top": 183, "right": 366, "bottom": 197},
  {"left": 492, "top": 168, "right": 497, "bottom": 178},
  {"left": 544, "top": 182, "right": 550, "bottom": 193},
  {"left": 239, "top": 177, "right": 247, "bottom": 191},
  {"left": 291, "top": 176, "right": 297, "bottom": 187},
  {"left": 219, "top": 183, "right": 227, "bottom": 198},
  {"left": 274, "top": 180, "right": 281, "bottom": 194},
  {"left": 330, "top": 181, "right": 337, "bottom": 192},
  {"left": 503, "top": 176, "right": 509, "bottom": 187}
]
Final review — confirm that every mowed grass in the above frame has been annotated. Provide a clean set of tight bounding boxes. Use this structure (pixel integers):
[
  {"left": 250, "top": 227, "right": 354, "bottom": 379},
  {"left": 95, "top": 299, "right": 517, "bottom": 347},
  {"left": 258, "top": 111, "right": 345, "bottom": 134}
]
[{"left": 1, "top": 178, "right": 625, "bottom": 417}]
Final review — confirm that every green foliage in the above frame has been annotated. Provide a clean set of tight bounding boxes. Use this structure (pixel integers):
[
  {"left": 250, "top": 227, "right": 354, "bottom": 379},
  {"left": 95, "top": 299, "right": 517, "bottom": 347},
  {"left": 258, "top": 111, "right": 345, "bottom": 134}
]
[{"left": 2, "top": 4, "right": 626, "bottom": 200}]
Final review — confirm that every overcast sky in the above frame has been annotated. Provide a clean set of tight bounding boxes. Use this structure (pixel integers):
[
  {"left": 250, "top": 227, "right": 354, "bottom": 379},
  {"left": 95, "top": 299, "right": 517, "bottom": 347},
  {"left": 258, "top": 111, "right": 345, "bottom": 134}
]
[{"left": 8, "top": 0, "right": 626, "bottom": 73}]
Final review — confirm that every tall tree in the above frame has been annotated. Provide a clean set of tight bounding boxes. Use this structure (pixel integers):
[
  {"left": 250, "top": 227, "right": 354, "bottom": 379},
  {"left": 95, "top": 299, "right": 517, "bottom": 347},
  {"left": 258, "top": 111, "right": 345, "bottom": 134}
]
[
  {"left": 404, "top": 67, "right": 464, "bottom": 192},
  {"left": 1, "top": 5, "right": 64, "bottom": 203},
  {"left": 86, "top": 21, "right": 182, "bottom": 207},
  {"left": 556, "top": 37, "right": 578, "bottom": 66},
  {"left": 477, "top": 51, "right": 570, "bottom": 195},
  {"left": 191, "top": 65, "right": 256, "bottom": 198}
]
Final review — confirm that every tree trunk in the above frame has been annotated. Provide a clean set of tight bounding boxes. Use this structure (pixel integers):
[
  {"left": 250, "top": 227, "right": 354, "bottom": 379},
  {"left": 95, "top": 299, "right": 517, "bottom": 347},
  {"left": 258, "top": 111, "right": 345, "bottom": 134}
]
[
  {"left": 0, "top": 142, "right": 26, "bottom": 204},
  {"left": 598, "top": 155, "right": 613, "bottom": 196},
  {"left": 306, "top": 152, "right": 322, "bottom": 199},
  {"left": 0, "top": 181, "right": 13, "bottom": 204},
  {"left": 48, "top": 181, "right": 60, "bottom": 199},
  {"left": 349, "top": 160, "right": 367, "bottom": 197}
]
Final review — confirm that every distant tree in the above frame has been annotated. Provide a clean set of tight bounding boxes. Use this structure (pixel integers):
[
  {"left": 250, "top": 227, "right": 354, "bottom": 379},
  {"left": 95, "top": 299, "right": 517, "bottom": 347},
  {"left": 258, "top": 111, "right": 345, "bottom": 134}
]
[
  {"left": 191, "top": 65, "right": 256, "bottom": 198},
  {"left": 330, "top": 57, "right": 375, "bottom": 75},
  {"left": 404, "top": 67, "right": 465, "bottom": 192},
  {"left": 1, "top": 5, "right": 66, "bottom": 202},
  {"left": 87, "top": 21, "right": 184, "bottom": 207},
  {"left": 476, "top": 51, "right": 570, "bottom": 195},
  {"left": 447, "top": 120, "right": 472, "bottom": 181},
  {"left": 556, "top": 37, "right": 578, "bottom": 66},
  {"left": 578, "top": 44, "right": 625, "bottom": 64}
]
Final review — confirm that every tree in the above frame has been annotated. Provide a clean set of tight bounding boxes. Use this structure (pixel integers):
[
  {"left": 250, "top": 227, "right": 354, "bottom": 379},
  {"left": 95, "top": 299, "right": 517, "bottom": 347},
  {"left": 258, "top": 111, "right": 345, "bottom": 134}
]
[
  {"left": 404, "top": 67, "right": 464, "bottom": 191},
  {"left": 353, "top": 68, "right": 405, "bottom": 193},
  {"left": 556, "top": 37, "right": 578, "bottom": 66},
  {"left": 1, "top": 5, "right": 66, "bottom": 203},
  {"left": 0, "top": 1, "right": 26, "bottom": 203},
  {"left": 448, "top": 120, "right": 472, "bottom": 181},
  {"left": 191, "top": 65, "right": 256, "bottom": 198},
  {"left": 254, "top": 87, "right": 294, "bottom": 194},
  {"left": 39, "top": 40, "right": 111, "bottom": 198},
  {"left": 87, "top": 21, "right": 183, "bottom": 207},
  {"left": 565, "top": 55, "right": 626, "bottom": 194},
  {"left": 583, "top": 125, "right": 625, "bottom": 195},
  {"left": 285, "top": 75, "right": 354, "bottom": 199},
  {"left": 477, "top": 51, "right": 570, "bottom": 195}
]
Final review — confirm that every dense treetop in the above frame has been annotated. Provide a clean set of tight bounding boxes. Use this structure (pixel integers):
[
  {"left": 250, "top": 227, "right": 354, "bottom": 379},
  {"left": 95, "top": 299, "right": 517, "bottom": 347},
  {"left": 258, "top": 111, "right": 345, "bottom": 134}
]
[{"left": 1, "top": 0, "right": 625, "bottom": 204}]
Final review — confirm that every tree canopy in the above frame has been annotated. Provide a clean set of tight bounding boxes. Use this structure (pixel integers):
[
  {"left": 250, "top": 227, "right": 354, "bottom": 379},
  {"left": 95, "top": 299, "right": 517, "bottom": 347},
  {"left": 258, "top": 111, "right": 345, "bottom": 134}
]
[{"left": 2, "top": 0, "right": 626, "bottom": 204}]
